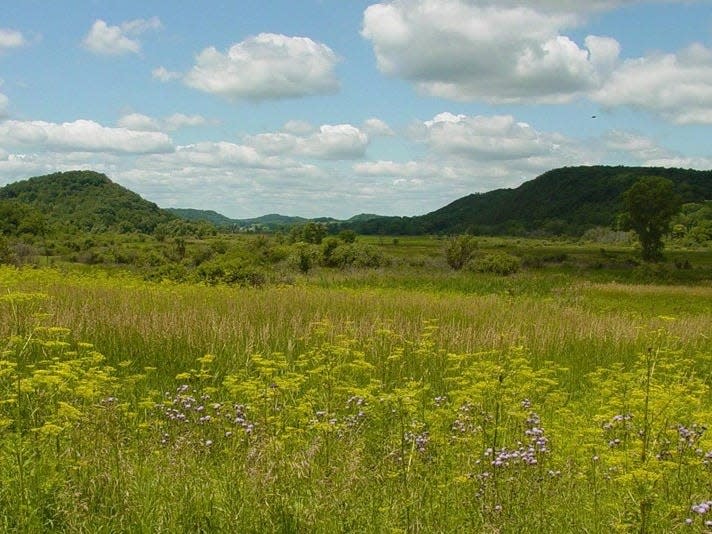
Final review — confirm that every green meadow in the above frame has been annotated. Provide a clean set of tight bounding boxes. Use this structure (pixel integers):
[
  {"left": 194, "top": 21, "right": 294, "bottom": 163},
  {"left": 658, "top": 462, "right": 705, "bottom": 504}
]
[{"left": 1, "top": 236, "right": 711, "bottom": 532}]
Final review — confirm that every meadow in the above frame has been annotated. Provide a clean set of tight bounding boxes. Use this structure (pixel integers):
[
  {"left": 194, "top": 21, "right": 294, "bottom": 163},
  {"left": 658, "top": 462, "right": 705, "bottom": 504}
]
[{"left": 1, "top": 235, "right": 711, "bottom": 532}]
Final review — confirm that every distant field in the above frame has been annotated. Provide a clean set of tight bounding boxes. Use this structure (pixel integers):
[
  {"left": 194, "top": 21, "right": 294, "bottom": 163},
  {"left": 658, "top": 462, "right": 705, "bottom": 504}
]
[{"left": 1, "top": 236, "right": 711, "bottom": 532}]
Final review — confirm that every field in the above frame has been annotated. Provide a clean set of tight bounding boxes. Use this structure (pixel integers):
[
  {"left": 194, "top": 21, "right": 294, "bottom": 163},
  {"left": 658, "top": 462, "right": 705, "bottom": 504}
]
[{"left": 1, "top": 236, "right": 711, "bottom": 532}]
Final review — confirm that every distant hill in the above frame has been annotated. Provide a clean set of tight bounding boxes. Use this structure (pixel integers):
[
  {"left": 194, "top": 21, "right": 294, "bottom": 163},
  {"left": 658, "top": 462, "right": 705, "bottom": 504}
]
[
  {"left": 0, "top": 170, "right": 175, "bottom": 233},
  {"left": 166, "top": 208, "right": 236, "bottom": 227},
  {"left": 166, "top": 209, "right": 312, "bottom": 229},
  {"left": 4, "top": 166, "right": 709, "bottom": 238},
  {"left": 346, "top": 166, "right": 712, "bottom": 236}
]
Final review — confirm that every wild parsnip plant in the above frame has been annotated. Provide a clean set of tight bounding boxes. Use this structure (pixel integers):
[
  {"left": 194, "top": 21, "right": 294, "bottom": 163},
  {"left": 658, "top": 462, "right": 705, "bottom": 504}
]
[{"left": 0, "top": 265, "right": 711, "bottom": 532}]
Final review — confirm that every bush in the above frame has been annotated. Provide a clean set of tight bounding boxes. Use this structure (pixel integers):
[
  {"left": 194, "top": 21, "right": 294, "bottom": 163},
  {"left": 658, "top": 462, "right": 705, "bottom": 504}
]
[
  {"left": 194, "top": 259, "right": 266, "bottom": 287},
  {"left": 445, "top": 235, "right": 477, "bottom": 270},
  {"left": 470, "top": 253, "right": 521, "bottom": 276},
  {"left": 288, "top": 243, "right": 320, "bottom": 274},
  {"left": 328, "top": 243, "right": 389, "bottom": 269}
]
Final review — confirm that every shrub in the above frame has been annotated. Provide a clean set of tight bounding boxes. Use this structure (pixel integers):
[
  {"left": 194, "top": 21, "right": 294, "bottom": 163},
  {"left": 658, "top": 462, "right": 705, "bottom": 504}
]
[
  {"left": 329, "top": 243, "right": 389, "bottom": 269},
  {"left": 470, "top": 253, "right": 521, "bottom": 276},
  {"left": 445, "top": 235, "right": 477, "bottom": 270},
  {"left": 194, "top": 258, "right": 266, "bottom": 287}
]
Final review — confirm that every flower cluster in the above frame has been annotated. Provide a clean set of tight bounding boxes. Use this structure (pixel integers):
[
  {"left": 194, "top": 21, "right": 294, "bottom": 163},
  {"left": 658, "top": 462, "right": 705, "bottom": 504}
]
[
  {"left": 685, "top": 500, "right": 712, "bottom": 528},
  {"left": 451, "top": 402, "right": 488, "bottom": 435},
  {"left": 486, "top": 411, "right": 550, "bottom": 468},
  {"left": 156, "top": 384, "right": 255, "bottom": 448},
  {"left": 602, "top": 413, "right": 634, "bottom": 448},
  {"left": 677, "top": 423, "right": 706, "bottom": 447},
  {"left": 404, "top": 429, "right": 430, "bottom": 453}
]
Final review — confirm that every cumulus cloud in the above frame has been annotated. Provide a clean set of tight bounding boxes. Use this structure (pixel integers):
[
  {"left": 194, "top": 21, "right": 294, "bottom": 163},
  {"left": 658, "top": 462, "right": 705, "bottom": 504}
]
[
  {"left": 0, "top": 119, "right": 173, "bottom": 154},
  {"left": 362, "top": 118, "right": 394, "bottom": 137},
  {"left": 594, "top": 43, "right": 712, "bottom": 124},
  {"left": 246, "top": 123, "right": 369, "bottom": 160},
  {"left": 282, "top": 120, "right": 315, "bottom": 135},
  {"left": 0, "top": 28, "right": 26, "bottom": 51},
  {"left": 117, "top": 112, "right": 211, "bottom": 132},
  {"left": 83, "top": 17, "right": 161, "bottom": 56},
  {"left": 417, "top": 112, "right": 568, "bottom": 161},
  {"left": 362, "top": 0, "right": 620, "bottom": 103},
  {"left": 184, "top": 33, "right": 340, "bottom": 100}
]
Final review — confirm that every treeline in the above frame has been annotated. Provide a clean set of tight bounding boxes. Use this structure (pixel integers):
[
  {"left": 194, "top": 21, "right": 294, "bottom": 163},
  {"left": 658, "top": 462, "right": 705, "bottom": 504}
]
[{"left": 341, "top": 166, "right": 712, "bottom": 237}]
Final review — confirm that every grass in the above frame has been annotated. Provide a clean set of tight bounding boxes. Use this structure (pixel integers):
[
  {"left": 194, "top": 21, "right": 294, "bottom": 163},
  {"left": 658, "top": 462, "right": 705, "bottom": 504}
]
[{"left": 0, "top": 236, "right": 711, "bottom": 532}]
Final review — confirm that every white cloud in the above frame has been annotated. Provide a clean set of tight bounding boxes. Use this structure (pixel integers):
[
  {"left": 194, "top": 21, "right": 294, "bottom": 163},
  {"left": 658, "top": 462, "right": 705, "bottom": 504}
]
[
  {"left": 184, "top": 33, "right": 340, "bottom": 100},
  {"left": 120, "top": 17, "right": 162, "bottom": 34},
  {"left": 139, "top": 142, "right": 287, "bottom": 170},
  {"left": 165, "top": 113, "right": 210, "bottom": 130},
  {"left": 117, "top": 113, "right": 161, "bottom": 131},
  {"left": 246, "top": 123, "right": 369, "bottom": 160},
  {"left": 603, "top": 130, "right": 671, "bottom": 162},
  {"left": 152, "top": 66, "right": 182, "bottom": 82},
  {"left": 594, "top": 43, "right": 712, "bottom": 124},
  {"left": 362, "top": 0, "right": 620, "bottom": 103},
  {"left": 0, "top": 119, "right": 173, "bottom": 154},
  {"left": 282, "top": 120, "right": 315, "bottom": 135},
  {"left": 83, "top": 17, "right": 161, "bottom": 56},
  {"left": 362, "top": 118, "right": 394, "bottom": 137},
  {"left": 418, "top": 112, "right": 566, "bottom": 161},
  {"left": 0, "top": 92, "right": 8, "bottom": 117},
  {"left": 300, "top": 124, "right": 369, "bottom": 159},
  {"left": 0, "top": 28, "right": 26, "bottom": 51},
  {"left": 117, "top": 112, "right": 210, "bottom": 132},
  {"left": 354, "top": 160, "right": 440, "bottom": 178}
]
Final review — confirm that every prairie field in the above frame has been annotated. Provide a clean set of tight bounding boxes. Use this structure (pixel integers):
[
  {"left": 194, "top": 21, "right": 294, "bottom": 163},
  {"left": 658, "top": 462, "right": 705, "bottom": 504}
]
[{"left": 1, "top": 238, "right": 711, "bottom": 533}]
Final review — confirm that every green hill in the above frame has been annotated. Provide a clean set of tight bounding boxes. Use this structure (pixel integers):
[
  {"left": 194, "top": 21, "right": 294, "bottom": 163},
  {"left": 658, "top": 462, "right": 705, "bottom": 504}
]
[
  {"left": 165, "top": 208, "right": 236, "bottom": 227},
  {"left": 347, "top": 166, "right": 712, "bottom": 236},
  {"left": 0, "top": 170, "right": 175, "bottom": 233}
]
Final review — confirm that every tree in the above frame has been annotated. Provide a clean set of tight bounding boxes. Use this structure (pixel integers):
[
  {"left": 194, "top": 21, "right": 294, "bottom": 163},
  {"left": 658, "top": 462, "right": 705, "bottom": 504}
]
[{"left": 621, "top": 176, "right": 681, "bottom": 262}]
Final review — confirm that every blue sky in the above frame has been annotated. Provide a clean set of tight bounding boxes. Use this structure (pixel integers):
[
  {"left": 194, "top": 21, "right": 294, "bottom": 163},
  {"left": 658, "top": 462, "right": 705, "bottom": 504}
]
[{"left": 1, "top": 0, "right": 711, "bottom": 218}]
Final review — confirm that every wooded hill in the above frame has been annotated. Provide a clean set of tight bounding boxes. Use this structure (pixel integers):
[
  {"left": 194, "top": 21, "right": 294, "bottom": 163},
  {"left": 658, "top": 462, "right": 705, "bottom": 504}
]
[
  {"left": 0, "top": 170, "right": 175, "bottom": 234},
  {"left": 345, "top": 166, "right": 712, "bottom": 236},
  {"left": 1, "top": 166, "right": 710, "bottom": 238}
]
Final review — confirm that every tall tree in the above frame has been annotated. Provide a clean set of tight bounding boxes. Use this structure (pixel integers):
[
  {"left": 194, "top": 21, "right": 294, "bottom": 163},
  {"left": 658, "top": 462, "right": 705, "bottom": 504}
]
[{"left": 621, "top": 176, "right": 681, "bottom": 262}]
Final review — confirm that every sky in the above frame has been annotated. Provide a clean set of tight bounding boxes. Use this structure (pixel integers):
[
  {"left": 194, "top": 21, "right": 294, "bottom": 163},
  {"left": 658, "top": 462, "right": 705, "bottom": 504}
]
[{"left": 0, "top": 1, "right": 711, "bottom": 219}]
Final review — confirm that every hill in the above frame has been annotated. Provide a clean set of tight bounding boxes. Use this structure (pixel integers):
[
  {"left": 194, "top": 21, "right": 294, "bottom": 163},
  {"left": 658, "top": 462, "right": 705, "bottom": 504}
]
[
  {"left": 346, "top": 166, "right": 712, "bottom": 236},
  {"left": 0, "top": 170, "right": 175, "bottom": 233},
  {"left": 165, "top": 208, "right": 236, "bottom": 227}
]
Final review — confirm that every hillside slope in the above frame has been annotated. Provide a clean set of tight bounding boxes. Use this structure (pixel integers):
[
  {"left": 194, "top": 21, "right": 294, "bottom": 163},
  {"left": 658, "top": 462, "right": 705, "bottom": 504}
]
[
  {"left": 0, "top": 170, "right": 175, "bottom": 233},
  {"left": 419, "top": 166, "right": 712, "bottom": 234}
]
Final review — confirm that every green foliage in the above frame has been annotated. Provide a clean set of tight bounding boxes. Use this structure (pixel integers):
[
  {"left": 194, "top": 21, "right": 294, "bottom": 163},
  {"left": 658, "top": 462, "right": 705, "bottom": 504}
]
[
  {"left": 621, "top": 176, "right": 682, "bottom": 262},
  {"left": 671, "top": 201, "right": 712, "bottom": 245},
  {"left": 338, "top": 229, "right": 357, "bottom": 243},
  {"left": 346, "top": 166, "right": 712, "bottom": 237},
  {"left": 0, "top": 200, "right": 46, "bottom": 237},
  {"left": 193, "top": 258, "right": 266, "bottom": 287},
  {"left": 290, "top": 222, "right": 328, "bottom": 244},
  {"left": 470, "top": 252, "right": 521, "bottom": 275},
  {"left": 0, "top": 268, "right": 710, "bottom": 531},
  {"left": 444, "top": 235, "right": 477, "bottom": 270},
  {"left": 323, "top": 242, "right": 388, "bottom": 269},
  {"left": 289, "top": 242, "right": 319, "bottom": 273},
  {"left": 0, "top": 171, "right": 175, "bottom": 234}
]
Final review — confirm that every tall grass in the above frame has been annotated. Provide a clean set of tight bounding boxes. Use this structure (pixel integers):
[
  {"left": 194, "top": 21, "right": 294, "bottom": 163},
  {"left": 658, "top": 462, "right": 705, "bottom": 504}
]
[{"left": 1, "top": 265, "right": 711, "bottom": 531}]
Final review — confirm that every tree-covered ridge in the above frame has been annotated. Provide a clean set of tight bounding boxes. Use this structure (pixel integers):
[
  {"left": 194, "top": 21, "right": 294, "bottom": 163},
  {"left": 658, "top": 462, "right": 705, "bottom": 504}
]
[
  {"left": 0, "top": 170, "right": 175, "bottom": 234},
  {"left": 414, "top": 166, "right": 712, "bottom": 236}
]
